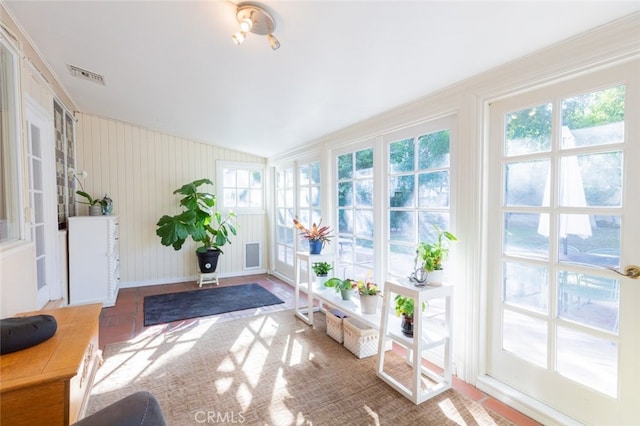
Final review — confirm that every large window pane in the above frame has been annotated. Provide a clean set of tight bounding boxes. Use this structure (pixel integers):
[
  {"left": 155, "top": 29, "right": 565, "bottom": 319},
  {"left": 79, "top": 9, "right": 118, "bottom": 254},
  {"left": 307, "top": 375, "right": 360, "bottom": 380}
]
[
  {"left": 389, "top": 175, "right": 414, "bottom": 208},
  {"left": 504, "top": 212, "right": 548, "bottom": 258},
  {"left": 558, "top": 271, "right": 619, "bottom": 333},
  {"left": 389, "top": 138, "right": 414, "bottom": 173},
  {"left": 569, "top": 151, "right": 622, "bottom": 208},
  {"left": 355, "top": 148, "right": 373, "bottom": 177},
  {"left": 504, "top": 159, "right": 549, "bottom": 207},
  {"left": 338, "top": 153, "right": 353, "bottom": 180},
  {"left": 556, "top": 327, "right": 617, "bottom": 397},
  {"left": 418, "top": 171, "right": 449, "bottom": 208},
  {"left": 562, "top": 85, "right": 625, "bottom": 148},
  {"left": 503, "top": 261, "right": 548, "bottom": 313},
  {"left": 0, "top": 40, "right": 21, "bottom": 243},
  {"left": 390, "top": 211, "right": 414, "bottom": 243},
  {"left": 418, "top": 130, "right": 450, "bottom": 169},
  {"left": 503, "top": 310, "right": 547, "bottom": 368},
  {"left": 504, "top": 103, "right": 552, "bottom": 156}
]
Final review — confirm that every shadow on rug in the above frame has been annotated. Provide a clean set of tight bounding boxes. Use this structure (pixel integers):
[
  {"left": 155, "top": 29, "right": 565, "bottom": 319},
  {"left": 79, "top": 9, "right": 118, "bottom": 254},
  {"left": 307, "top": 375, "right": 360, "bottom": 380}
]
[{"left": 88, "top": 310, "right": 513, "bottom": 425}]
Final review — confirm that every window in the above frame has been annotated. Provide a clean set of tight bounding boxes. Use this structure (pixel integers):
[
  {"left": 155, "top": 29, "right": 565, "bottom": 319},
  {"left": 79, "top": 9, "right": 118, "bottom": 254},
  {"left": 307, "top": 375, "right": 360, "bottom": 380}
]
[
  {"left": 387, "top": 123, "right": 452, "bottom": 277},
  {"left": 297, "top": 161, "right": 322, "bottom": 235},
  {"left": 275, "top": 166, "right": 294, "bottom": 267},
  {"left": 0, "top": 33, "right": 22, "bottom": 244},
  {"left": 336, "top": 147, "right": 374, "bottom": 279},
  {"left": 217, "top": 161, "right": 264, "bottom": 212}
]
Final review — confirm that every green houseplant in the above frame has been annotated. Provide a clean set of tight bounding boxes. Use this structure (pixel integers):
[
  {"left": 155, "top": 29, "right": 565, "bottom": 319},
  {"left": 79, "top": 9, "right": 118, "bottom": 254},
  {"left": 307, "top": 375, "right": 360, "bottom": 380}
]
[
  {"left": 324, "top": 277, "right": 357, "bottom": 300},
  {"left": 394, "top": 295, "right": 427, "bottom": 337},
  {"left": 71, "top": 170, "right": 107, "bottom": 216},
  {"left": 410, "top": 225, "right": 457, "bottom": 285},
  {"left": 312, "top": 261, "right": 333, "bottom": 276},
  {"left": 312, "top": 261, "right": 333, "bottom": 291},
  {"left": 156, "top": 178, "right": 237, "bottom": 273}
]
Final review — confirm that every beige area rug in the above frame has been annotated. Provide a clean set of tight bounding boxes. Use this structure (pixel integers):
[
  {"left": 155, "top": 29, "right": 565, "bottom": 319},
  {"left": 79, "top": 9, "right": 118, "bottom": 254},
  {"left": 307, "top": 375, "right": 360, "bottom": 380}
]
[{"left": 87, "top": 310, "right": 512, "bottom": 425}]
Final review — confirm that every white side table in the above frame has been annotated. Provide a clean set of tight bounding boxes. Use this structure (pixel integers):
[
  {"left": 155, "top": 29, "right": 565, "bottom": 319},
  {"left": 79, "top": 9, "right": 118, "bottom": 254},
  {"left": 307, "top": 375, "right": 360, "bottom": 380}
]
[
  {"left": 294, "top": 251, "right": 335, "bottom": 325},
  {"left": 377, "top": 279, "right": 453, "bottom": 404}
]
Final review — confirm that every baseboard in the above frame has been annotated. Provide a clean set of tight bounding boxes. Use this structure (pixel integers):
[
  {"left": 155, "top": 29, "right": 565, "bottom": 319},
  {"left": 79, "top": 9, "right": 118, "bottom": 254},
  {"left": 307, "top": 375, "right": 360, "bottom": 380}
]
[{"left": 119, "top": 269, "right": 269, "bottom": 288}]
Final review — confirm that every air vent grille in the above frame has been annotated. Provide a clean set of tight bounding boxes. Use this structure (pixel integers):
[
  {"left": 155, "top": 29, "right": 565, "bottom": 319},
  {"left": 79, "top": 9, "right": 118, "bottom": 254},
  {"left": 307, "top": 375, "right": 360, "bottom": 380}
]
[{"left": 67, "top": 64, "right": 105, "bottom": 85}]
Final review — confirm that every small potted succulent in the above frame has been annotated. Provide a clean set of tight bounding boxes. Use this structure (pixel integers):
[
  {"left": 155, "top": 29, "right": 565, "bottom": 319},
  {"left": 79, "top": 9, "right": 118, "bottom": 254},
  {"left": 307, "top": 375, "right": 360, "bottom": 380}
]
[
  {"left": 293, "top": 218, "right": 332, "bottom": 254},
  {"left": 324, "top": 277, "right": 357, "bottom": 300},
  {"left": 394, "top": 295, "right": 427, "bottom": 337},
  {"left": 312, "top": 261, "right": 333, "bottom": 291}
]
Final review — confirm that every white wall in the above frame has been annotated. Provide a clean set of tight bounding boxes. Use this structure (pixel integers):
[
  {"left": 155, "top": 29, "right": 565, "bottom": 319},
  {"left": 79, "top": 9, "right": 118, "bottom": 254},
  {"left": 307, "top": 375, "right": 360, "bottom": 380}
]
[{"left": 74, "top": 114, "right": 268, "bottom": 287}]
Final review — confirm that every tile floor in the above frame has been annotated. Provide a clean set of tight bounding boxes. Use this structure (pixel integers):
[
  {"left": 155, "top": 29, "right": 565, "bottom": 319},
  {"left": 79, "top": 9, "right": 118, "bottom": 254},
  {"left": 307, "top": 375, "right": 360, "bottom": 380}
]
[{"left": 98, "top": 273, "right": 541, "bottom": 426}]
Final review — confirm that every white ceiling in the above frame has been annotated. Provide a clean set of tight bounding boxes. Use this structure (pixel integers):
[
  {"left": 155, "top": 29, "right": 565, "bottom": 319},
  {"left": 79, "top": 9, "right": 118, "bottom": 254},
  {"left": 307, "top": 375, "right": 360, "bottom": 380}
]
[{"left": 4, "top": 1, "right": 639, "bottom": 158}]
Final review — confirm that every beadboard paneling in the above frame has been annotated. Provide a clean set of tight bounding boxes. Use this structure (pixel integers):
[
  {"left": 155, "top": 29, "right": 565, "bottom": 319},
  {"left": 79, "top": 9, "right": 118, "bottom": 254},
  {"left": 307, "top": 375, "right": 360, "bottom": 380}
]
[{"left": 75, "top": 113, "right": 267, "bottom": 286}]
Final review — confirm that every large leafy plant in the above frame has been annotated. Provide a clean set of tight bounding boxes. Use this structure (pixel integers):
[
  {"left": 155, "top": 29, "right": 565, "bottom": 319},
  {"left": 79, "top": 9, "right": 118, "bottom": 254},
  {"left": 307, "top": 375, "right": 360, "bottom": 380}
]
[{"left": 156, "top": 178, "right": 237, "bottom": 252}]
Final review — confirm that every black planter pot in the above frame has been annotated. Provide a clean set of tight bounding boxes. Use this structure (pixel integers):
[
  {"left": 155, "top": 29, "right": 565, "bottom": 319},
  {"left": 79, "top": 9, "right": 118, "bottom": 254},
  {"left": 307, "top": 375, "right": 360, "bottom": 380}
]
[
  {"left": 196, "top": 249, "right": 221, "bottom": 273},
  {"left": 401, "top": 314, "right": 414, "bottom": 337}
]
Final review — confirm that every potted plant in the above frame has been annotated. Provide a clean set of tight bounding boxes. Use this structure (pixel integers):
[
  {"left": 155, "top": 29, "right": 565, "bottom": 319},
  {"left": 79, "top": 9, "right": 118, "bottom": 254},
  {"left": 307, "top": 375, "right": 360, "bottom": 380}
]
[
  {"left": 156, "top": 178, "right": 237, "bottom": 273},
  {"left": 293, "top": 218, "right": 332, "bottom": 254},
  {"left": 356, "top": 279, "right": 379, "bottom": 315},
  {"left": 312, "top": 261, "right": 333, "bottom": 291},
  {"left": 394, "top": 295, "right": 427, "bottom": 337},
  {"left": 411, "top": 225, "right": 457, "bottom": 285},
  {"left": 324, "top": 277, "right": 357, "bottom": 300},
  {"left": 71, "top": 169, "right": 107, "bottom": 216}
]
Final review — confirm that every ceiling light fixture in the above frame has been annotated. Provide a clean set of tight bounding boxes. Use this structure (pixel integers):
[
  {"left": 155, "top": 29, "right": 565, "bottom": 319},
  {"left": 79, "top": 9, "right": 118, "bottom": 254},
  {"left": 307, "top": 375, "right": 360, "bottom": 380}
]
[{"left": 231, "top": 3, "right": 280, "bottom": 51}]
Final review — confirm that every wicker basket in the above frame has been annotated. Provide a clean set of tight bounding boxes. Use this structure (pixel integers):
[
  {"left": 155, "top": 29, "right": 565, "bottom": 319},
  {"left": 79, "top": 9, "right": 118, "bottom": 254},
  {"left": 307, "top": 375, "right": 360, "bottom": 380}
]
[
  {"left": 342, "top": 318, "right": 379, "bottom": 359},
  {"left": 326, "top": 309, "right": 347, "bottom": 343}
]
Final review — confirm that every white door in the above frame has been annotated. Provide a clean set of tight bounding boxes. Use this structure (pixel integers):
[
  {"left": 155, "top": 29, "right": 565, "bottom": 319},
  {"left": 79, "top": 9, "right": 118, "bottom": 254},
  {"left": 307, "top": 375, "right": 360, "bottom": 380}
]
[
  {"left": 26, "top": 99, "right": 58, "bottom": 308},
  {"left": 274, "top": 165, "right": 295, "bottom": 277},
  {"left": 486, "top": 61, "right": 639, "bottom": 424}
]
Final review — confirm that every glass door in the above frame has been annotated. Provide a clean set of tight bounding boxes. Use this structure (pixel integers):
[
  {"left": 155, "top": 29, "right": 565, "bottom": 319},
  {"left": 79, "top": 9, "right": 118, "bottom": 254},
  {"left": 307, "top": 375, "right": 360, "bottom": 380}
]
[
  {"left": 26, "top": 100, "right": 58, "bottom": 308},
  {"left": 486, "top": 62, "right": 639, "bottom": 424}
]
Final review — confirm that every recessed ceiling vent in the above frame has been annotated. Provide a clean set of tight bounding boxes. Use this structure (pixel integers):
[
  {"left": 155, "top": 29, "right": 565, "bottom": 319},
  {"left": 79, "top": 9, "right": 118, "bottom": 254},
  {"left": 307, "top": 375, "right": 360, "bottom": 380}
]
[{"left": 67, "top": 64, "right": 105, "bottom": 85}]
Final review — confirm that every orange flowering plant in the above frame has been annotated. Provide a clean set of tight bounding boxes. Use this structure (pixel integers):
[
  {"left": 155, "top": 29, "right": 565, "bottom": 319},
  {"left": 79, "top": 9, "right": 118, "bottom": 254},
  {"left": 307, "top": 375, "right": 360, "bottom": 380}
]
[
  {"left": 293, "top": 218, "right": 333, "bottom": 246},
  {"left": 355, "top": 272, "right": 379, "bottom": 295}
]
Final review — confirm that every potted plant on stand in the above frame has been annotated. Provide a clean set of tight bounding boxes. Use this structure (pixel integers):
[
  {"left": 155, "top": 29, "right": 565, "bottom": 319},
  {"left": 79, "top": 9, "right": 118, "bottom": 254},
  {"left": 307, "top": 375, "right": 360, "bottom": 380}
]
[
  {"left": 324, "top": 277, "right": 357, "bottom": 300},
  {"left": 410, "top": 225, "right": 457, "bottom": 285},
  {"left": 312, "top": 261, "right": 333, "bottom": 291},
  {"left": 394, "top": 295, "right": 427, "bottom": 337},
  {"left": 293, "top": 218, "right": 332, "bottom": 254},
  {"left": 356, "top": 279, "right": 379, "bottom": 315},
  {"left": 156, "top": 178, "right": 237, "bottom": 274}
]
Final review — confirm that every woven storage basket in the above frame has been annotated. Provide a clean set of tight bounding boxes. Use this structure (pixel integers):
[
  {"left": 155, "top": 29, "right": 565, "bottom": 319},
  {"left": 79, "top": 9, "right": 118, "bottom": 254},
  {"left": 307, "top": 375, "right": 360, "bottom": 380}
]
[
  {"left": 326, "top": 309, "right": 347, "bottom": 343},
  {"left": 343, "top": 318, "right": 379, "bottom": 359}
]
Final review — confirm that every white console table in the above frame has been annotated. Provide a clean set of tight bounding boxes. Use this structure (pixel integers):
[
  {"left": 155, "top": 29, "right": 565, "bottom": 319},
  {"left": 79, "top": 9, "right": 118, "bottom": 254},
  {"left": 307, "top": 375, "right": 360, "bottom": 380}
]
[
  {"left": 294, "top": 251, "right": 335, "bottom": 325},
  {"left": 377, "top": 279, "right": 453, "bottom": 404}
]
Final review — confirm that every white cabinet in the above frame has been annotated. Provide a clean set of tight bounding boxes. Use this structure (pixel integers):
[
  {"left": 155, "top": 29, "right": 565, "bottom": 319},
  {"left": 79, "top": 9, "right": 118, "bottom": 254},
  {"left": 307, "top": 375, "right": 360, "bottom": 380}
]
[{"left": 68, "top": 216, "right": 119, "bottom": 307}]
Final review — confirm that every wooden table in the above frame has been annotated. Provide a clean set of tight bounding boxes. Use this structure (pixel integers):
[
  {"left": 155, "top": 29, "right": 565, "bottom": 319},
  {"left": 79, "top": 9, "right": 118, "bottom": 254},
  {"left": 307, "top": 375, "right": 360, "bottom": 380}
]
[{"left": 0, "top": 303, "right": 102, "bottom": 426}]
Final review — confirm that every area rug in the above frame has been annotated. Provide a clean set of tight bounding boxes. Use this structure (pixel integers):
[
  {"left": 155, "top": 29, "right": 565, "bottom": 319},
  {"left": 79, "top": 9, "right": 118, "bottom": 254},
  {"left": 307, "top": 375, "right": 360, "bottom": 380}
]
[
  {"left": 88, "top": 310, "right": 513, "bottom": 425},
  {"left": 143, "top": 283, "right": 284, "bottom": 326}
]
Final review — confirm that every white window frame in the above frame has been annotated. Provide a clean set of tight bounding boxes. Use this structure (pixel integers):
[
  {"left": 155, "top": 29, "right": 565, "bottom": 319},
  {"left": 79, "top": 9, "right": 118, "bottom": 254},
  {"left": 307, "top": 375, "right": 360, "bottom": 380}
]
[
  {"left": 216, "top": 160, "right": 266, "bottom": 214},
  {"left": 0, "top": 29, "right": 25, "bottom": 248}
]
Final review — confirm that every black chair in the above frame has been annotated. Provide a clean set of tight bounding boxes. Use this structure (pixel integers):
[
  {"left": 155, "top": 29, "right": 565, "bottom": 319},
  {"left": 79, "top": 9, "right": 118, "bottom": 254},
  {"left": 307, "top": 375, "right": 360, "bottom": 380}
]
[{"left": 74, "top": 391, "right": 166, "bottom": 426}]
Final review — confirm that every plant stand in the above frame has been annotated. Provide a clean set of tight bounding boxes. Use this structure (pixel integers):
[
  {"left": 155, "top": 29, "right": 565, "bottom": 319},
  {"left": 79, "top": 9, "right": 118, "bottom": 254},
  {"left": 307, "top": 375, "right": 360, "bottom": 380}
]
[
  {"left": 198, "top": 272, "right": 219, "bottom": 287},
  {"left": 377, "top": 279, "right": 453, "bottom": 405},
  {"left": 294, "top": 251, "right": 335, "bottom": 325}
]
